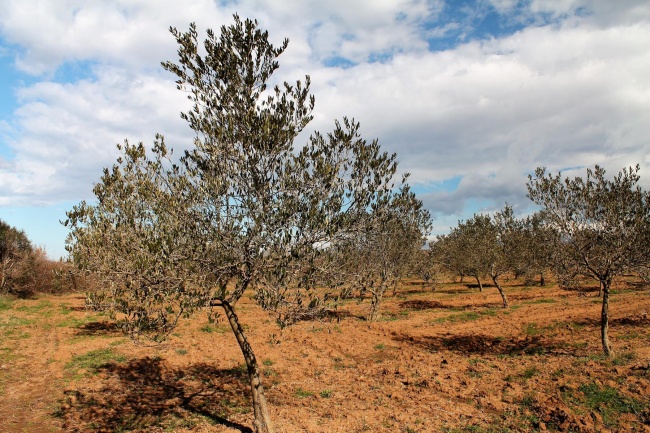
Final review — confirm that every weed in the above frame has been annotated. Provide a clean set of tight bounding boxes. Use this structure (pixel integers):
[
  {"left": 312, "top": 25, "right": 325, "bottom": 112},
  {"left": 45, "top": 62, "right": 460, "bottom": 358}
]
[
  {"left": 375, "top": 343, "right": 385, "bottom": 350},
  {"left": 578, "top": 382, "right": 645, "bottom": 426},
  {"left": 521, "top": 366, "right": 538, "bottom": 379},
  {"left": 612, "top": 351, "right": 636, "bottom": 366},
  {"left": 294, "top": 387, "right": 314, "bottom": 398},
  {"left": 200, "top": 324, "right": 227, "bottom": 334},
  {"left": 320, "top": 389, "right": 332, "bottom": 398},
  {"left": 523, "top": 298, "right": 557, "bottom": 305},
  {"left": 523, "top": 323, "right": 541, "bottom": 336},
  {"left": 0, "top": 296, "right": 14, "bottom": 311},
  {"left": 175, "top": 349, "right": 188, "bottom": 355},
  {"left": 262, "top": 358, "right": 274, "bottom": 366}
]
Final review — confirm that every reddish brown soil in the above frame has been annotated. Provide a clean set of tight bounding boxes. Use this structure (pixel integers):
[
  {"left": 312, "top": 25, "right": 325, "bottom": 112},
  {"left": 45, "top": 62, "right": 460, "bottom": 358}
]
[{"left": 1, "top": 278, "right": 649, "bottom": 433}]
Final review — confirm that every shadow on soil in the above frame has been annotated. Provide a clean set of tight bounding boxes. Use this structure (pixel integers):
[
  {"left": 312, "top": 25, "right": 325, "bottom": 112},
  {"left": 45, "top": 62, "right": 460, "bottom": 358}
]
[
  {"left": 393, "top": 332, "right": 565, "bottom": 356},
  {"left": 57, "top": 357, "right": 254, "bottom": 433},
  {"left": 75, "top": 321, "right": 121, "bottom": 336}
]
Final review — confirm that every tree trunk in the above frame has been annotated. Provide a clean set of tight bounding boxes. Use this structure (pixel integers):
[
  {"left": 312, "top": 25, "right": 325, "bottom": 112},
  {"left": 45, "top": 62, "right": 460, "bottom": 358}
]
[
  {"left": 474, "top": 275, "right": 483, "bottom": 292},
  {"left": 600, "top": 278, "right": 613, "bottom": 357},
  {"left": 598, "top": 280, "right": 603, "bottom": 297},
  {"left": 491, "top": 275, "right": 508, "bottom": 308},
  {"left": 222, "top": 300, "right": 274, "bottom": 433},
  {"left": 368, "top": 289, "right": 384, "bottom": 321},
  {"left": 540, "top": 272, "right": 545, "bottom": 287}
]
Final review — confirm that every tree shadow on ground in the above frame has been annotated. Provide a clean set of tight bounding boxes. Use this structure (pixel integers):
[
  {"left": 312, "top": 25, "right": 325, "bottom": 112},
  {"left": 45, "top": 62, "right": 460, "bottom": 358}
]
[
  {"left": 571, "top": 316, "right": 649, "bottom": 327},
  {"left": 393, "top": 332, "right": 567, "bottom": 357},
  {"left": 399, "top": 300, "right": 503, "bottom": 311},
  {"left": 75, "top": 321, "right": 121, "bottom": 336},
  {"left": 399, "top": 300, "right": 457, "bottom": 310},
  {"left": 56, "top": 357, "right": 254, "bottom": 433}
]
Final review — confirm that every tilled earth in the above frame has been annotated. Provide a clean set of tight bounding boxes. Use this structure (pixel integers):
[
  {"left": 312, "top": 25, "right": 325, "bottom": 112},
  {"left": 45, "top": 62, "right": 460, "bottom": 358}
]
[{"left": 1, "top": 278, "right": 649, "bottom": 432}]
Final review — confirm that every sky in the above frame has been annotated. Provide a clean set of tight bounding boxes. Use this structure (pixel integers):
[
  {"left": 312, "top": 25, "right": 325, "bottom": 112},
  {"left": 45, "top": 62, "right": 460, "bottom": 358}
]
[{"left": 0, "top": 0, "right": 649, "bottom": 259}]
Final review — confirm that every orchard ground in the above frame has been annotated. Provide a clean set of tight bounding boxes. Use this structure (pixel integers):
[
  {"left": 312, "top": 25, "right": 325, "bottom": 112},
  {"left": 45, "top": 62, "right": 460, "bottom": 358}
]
[{"left": 1, "top": 277, "right": 649, "bottom": 433}]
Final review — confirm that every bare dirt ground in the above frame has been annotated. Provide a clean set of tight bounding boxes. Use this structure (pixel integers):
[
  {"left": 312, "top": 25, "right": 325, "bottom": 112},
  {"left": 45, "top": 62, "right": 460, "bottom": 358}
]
[{"left": 1, "top": 277, "right": 650, "bottom": 433}]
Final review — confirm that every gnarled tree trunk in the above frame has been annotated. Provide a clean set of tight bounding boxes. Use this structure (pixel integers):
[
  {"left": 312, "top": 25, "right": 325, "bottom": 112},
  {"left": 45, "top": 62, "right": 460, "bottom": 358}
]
[
  {"left": 491, "top": 275, "right": 508, "bottom": 308},
  {"left": 600, "top": 277, "right": 613, "bottom": 357},
  {"left": 222, "top": 300, "right": 274, "bottom": 433},
  {"left": 474, "top": 275, "right": 483, "bottom": 292}
]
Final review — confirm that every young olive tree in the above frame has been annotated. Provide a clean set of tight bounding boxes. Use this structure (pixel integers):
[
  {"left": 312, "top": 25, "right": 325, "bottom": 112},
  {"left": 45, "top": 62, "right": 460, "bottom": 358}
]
[
  {"left": 65, "top": 16, "right": 411, "bottom": 433},
  {"left": 450, "top": 214, "right": 495, "bottom": 292},
  {"left": 527, "top": 164, "right": 650, "bottom": 357}
]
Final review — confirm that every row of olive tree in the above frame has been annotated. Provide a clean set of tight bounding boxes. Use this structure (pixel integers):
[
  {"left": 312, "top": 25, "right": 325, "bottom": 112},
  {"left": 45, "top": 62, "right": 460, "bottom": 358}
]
[
  {"left": 527, "top": 164, "right": 650, "bottom": 357},
  {"left": 431, "top": 205, "right": 552, "bottom": 308},
  {"left": 64, "top": 16, "right": 429, "bottom": 433},
  {"left": 432, "top": 164, "right": 650, "bottom": 357}
]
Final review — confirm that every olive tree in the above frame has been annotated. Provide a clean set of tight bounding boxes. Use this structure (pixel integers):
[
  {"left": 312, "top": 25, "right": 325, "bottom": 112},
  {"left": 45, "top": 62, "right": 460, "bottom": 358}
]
[
  {"left": 0, "top": 220, "right": 33, "bottom": 293},
  {"left": 341, "top": 184, "right": 430, "bottom": 320},
  {"left": 65, "top": 16, "right": 411, "bottom": 433},
  {"left": 527, "top": 164, "right": 650, "bottom": 357}
]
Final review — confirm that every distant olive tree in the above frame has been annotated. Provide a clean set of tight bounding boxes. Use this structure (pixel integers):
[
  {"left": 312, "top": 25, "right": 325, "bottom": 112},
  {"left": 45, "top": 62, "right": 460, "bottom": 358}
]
[
  {"left": 436, "top": 206, "right": 525, "bottom": 308},
  {"left": 527, "top": 164, "right": 650, "bottom": 357},
  {"left": 0, "top": 220, "right": 33, "bottom": 293},
  {"left": 516, "top": 212, "right": 556, "bottom": 286},
  {"left": 65, "top": 16, "right": 414, "bottom": 433},
  {"left": 341, "top": 185, "right": 430, "bottom": 321}
]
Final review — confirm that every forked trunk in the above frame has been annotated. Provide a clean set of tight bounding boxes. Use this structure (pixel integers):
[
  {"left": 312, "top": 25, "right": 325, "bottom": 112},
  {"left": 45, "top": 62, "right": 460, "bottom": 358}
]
[
  {"left": 368, "top": 289, "right": 384, "bottom": 321},
  {"left": 598, "top": 280, "right": 603, "bottom": 298},
  {"left": 222, "top": 300, "right": 274, "bottom": 433},
  {"left": 491, "top": 275, "right": 508, "bottom": 308},
  {"left": 600, "top": 278, "right": 613, "bottom": 357},
  {"left": 474, "top": 275, "right": 483, "bottom": 292}
]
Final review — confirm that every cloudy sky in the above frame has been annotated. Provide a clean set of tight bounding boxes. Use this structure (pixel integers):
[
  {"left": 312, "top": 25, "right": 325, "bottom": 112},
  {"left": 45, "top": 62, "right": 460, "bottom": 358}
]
[{"left": 1, "top": 0, "right": 649, "bottom": 259}]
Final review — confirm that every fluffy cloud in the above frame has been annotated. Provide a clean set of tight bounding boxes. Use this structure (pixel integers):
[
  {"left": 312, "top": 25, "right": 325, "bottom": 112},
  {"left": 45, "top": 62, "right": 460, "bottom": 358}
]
[{"left": 0, "top": 0, "right": 649, "bottom": 227}]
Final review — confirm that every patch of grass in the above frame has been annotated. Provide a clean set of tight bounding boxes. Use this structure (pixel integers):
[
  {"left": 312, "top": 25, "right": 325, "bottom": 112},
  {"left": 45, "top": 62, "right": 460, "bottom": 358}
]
[
  {"left": 567, "top": 382, "right": 646, "bottom": 427},
  {"left": 522, "top": 298, "right": 557, "bottom": 305},
  {"left": 320, "top": 389, "right": 332, "bottom": 398},
  {"left": 378, "top": 310, "right": 410, "bottom": 321},
  {"left": 613, "top": 351, "right": 636, "bottom": 366},
  {"left": 65, "top": 348, "right": 127, "bottom": 377},
  {"left": 521, "top": 366, "right": 538, "bottom": 379},
  {"left": 522, "top": 322, "right": 541, "bottom": 336},
  {"left": 294, "top": 387, "right": 314, "bottom": 398},
  {"left": 432, "top": 308, "right": 498, "bottom": 324},
  {"left": 56, "top": 315, "right": 100, "bottom": 329},
  {"left": 262, "top": 358, "right": 274, "bottom": 366},
  {"left": 0, "top": 296, "right": 14, "bottom": 311},
  {"left": 0, "top": 315, "right": 34, "bottom": 327},
  {"left": 175, "top": 349, "right": 188, "bottom": 355},
  {"left": 16, "top": 300, "right": 53, "bottom": 313},
  {"left": 375, "top": 343, "right": 385, "bottom": 350},
  {"left": 199, "top": 324, "right": 228, "bottom": 334}
]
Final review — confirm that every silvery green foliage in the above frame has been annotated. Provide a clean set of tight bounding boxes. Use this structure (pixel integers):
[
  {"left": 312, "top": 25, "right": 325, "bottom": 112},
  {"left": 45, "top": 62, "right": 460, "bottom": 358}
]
[
  {"left": 527, "top": 164, "right": 650, "bottom": 356},
  {"left": 65, "top": 15, "right": 414, "bottom": 338}
]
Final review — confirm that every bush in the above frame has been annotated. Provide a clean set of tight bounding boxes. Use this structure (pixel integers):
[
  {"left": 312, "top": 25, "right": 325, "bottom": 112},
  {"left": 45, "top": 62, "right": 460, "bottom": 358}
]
[{"left": 1, "top": 219, "right": 88, "bottom": 297}]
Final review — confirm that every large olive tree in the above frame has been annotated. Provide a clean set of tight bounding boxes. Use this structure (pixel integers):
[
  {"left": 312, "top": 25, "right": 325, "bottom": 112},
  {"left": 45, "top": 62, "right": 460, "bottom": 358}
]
[
  {"left": 66, "top": 16, "right": 412, "bottom": 433},
  {"left": 527, "top": 164, "right": 650, "bottom": 357}
]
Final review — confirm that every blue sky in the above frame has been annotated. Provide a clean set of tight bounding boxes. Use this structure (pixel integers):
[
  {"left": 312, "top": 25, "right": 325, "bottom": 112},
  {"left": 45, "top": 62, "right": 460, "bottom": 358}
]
[{"left": 1, "top": 0, "right": 650, "bottom": 259}]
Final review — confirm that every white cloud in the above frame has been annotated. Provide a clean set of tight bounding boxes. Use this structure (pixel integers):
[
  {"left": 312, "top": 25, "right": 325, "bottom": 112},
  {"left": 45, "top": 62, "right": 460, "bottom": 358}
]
[{"left": 0, "top": 0, "right": 649, "bottom": 247}]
